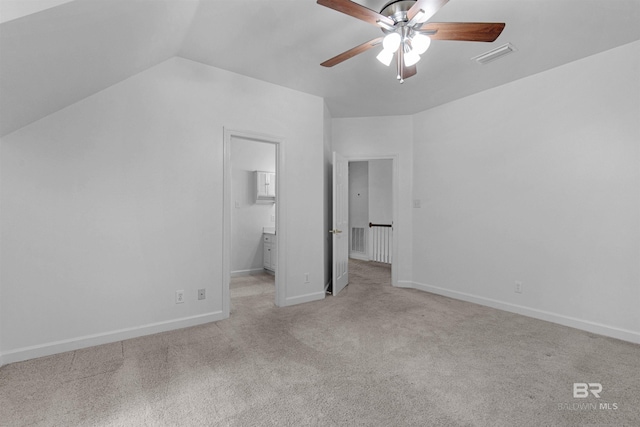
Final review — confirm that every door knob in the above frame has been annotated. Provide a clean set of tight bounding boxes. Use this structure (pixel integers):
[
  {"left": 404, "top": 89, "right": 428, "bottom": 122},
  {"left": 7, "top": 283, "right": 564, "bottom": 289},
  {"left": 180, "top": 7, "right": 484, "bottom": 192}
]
[{"left": 329, "top": 229, "right": 343, "bottom": 234}]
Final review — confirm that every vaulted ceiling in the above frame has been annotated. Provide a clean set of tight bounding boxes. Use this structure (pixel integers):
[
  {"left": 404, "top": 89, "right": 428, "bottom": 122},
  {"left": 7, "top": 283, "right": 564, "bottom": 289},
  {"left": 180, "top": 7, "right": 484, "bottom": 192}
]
[{"left": 1, "top": 0, "right": 639, "bottom": 137}]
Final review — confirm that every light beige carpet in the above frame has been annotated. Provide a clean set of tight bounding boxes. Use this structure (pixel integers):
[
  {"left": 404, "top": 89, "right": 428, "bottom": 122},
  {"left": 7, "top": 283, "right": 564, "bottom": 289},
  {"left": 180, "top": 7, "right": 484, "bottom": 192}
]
[{"left": 1, "top": 259, "right": 639, "bottom": 426}]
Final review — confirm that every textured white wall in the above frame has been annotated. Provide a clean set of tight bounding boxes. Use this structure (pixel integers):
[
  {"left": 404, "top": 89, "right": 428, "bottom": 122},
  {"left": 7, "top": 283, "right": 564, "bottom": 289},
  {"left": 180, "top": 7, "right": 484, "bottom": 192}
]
[
  {"left": 0, "top": 127, "right": 2, "bottom": 365},
  {"left": 323, "top": 103, "right": 333, "bottom": 290},
  {"left": 230, "top": 138, "right": 275, "bottom": 273},
  {"left": 368, "top": 159, "right": 393, "bottom": 225},
  {"left": 0, "top": 57, "right": 325, "bottom": 363},
  {"left": 349, "top": 162, "right": 369, "bottom": 230},
  {"left": 411, "top": 41, "right": 640, "bottom": 342},
  {"left": 0, "top": 0, "right": 75, "bottom": 23}
]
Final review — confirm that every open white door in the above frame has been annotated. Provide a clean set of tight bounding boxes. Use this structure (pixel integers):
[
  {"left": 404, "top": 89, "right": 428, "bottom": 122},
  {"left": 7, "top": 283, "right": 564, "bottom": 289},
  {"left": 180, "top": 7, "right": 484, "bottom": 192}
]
[{"left": 331, "top": 152, "right": 349, "bottom": 295}]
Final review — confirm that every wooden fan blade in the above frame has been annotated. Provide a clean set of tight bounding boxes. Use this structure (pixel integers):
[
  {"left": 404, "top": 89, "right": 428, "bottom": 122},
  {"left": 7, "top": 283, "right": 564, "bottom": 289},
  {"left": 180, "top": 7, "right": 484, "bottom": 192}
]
[
  {"left": 403, "top": 64, "right": 417, "bottom": 79},
  {"left": 407, "top": 0, "right": 449, "bottom": 23},
  {"left": 317, "top": 0, "right": 395, "bottom": 27},
  {"left": 396, "top": 50, "right": 417, "bottom": 81},
  {"left": 419, "top": 22, "right": 505, "bottom": 42},
  {"left": 321, "top": 37, "right": 383, "bottom": 67}
]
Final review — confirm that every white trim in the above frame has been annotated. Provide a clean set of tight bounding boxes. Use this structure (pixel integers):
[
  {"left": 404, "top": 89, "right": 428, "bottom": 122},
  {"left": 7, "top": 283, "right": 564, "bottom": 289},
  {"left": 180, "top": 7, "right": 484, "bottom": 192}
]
[
  {"left": 324, "top": 279, "right": 332, "bottom": 293},
  {"left": 396, "top": 280, "right": 414, "bottom": 288},
  {"left": 223, "top": 128, "right": 286, "bottom": 312},
  {"left": 231, "top": 268, "right": 267, "bottom": 277},
  {"left": 349, "top": 253, "right": 369, "bottom": 261},
  {"left": 399, "top": 281, "right": 640, "bottom": 344},
  {"left": 344, "top": 154, "right": 399, "bottom": 287},
  {"left": 284, "top": 291, "right": 325, "bottom": 306},
  {"left": 0, "top": 311, "right": 225, "bottom": 366}
]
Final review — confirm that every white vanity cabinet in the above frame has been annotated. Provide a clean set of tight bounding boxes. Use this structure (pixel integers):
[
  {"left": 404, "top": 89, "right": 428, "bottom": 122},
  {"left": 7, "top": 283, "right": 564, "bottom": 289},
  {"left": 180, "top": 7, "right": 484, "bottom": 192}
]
[
  {"left": 263, "top": 233, "right": 277, "bottom": 272},
  {"left": 256, "top": 171, "right": 276, "bottom": 203}
]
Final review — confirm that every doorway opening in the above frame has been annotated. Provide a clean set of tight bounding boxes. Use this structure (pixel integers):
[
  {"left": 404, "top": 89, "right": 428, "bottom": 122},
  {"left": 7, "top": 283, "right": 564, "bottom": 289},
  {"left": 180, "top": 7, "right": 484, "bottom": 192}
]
[
  {"left": 330, "top": 154, "right": 398, "bottom": 295},
  {"left": 348, "top": 159, "right": 394, "bottom": 263},
  {"left": 348, "top": 158, "right": 395, "bottom": 285},
  {"left": 223, "top": 129, "right": 285, "bottom": 317}
]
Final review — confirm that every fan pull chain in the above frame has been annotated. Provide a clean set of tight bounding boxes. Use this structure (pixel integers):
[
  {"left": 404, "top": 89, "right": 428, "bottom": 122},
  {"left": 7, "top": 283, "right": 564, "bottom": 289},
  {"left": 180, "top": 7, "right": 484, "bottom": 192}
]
[{"left": 397, "top": 48, "right": 404, "bottom": 83}]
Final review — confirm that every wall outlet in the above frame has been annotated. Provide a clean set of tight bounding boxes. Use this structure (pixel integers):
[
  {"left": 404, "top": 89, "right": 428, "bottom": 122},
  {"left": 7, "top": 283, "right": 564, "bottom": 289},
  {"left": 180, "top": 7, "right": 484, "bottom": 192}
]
[
  {"left": 198, "top": 289, "right": 206, "bottom": 300},
  {"left": 304, "top": 273, "right": 310, "bottom": 283},
  {"left": 413, "top": 199, "right": 422, "bottom": 208},
  {"left": 176, "top": 290, "right": 185, "bottom": 304},
  {"left": 515, "top": 281, "right": 523, "bottom": 294}
]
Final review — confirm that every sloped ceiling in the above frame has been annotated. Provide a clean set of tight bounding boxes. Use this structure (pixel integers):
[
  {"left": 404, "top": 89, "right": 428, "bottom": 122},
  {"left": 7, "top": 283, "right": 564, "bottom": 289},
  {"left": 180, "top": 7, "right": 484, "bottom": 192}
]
[
  {"left": 1, "top": 0, "right": 639, "bottom": 137},
  {"left": 0, "top": 0, "right": 198, "bottom": 136}
]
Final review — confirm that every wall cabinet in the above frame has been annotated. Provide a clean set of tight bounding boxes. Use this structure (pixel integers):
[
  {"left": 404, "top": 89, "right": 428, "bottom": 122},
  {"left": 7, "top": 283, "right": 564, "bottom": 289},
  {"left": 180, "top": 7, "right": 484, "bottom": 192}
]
[
  {"left": 256, "top": 171, "right": 276, "bottom": 202},
  {"left": 263, "top": 233, "right": 277, "bottom": 272}
]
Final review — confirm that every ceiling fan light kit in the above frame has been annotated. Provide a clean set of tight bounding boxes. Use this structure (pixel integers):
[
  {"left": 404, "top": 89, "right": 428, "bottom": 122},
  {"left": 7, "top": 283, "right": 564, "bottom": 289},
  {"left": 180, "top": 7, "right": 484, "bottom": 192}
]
[
  {"left": 317, "top": 0, "right": 506, "bottom": 82},
  {"left": 376, "top": 48, "right": 395, "bottom": 66},
  {"left": 403, "top": 45, "right": 421, "bottom": 67},
  {"left": 412, "top": 33, "right": 431, "bottom": 54},
  {"left": 376, "top": 23, "right": 431, "bottom": 74}
]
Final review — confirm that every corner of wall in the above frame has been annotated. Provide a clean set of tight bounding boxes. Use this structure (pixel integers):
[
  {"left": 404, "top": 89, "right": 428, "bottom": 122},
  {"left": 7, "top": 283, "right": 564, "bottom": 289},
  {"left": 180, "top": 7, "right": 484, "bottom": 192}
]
[
  {"left": 402, "top": 280, "right": 640, "bottom": 344},
  {"left": 0, "top": 310, "right": 227, "bottom": 366},
  {"left": 323, "top": 102, "right": 333, "bottom": 289},
  {"left": 408, "top": 41, "right": 640, "bottom": 343},
  {"left": 1, "top": 131, "right": 3, "bottom": 368}
]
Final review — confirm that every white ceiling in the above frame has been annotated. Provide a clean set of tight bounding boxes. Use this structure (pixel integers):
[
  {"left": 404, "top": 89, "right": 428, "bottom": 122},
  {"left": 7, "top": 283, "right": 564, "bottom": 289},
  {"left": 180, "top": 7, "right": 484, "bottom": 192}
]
[{"left": 1, "top": 0, "right": 639, "bottom": 137}]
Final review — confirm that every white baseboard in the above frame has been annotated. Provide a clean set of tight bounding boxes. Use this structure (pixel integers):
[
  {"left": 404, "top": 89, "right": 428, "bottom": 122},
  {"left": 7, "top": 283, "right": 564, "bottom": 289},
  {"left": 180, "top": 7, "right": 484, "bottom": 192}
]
[
  {"left": 285, "top": 291, "right": 325, "bottom": 306},
  {"left": 398, "top": 281, "right": 640, "bottom": 344},
  {"left": 349, "top": 253, "right": 369, "bottom": 261},
  {"left": 0, "top": 311, "right": 227, "bottom": 366},
  {"left": 231, "top": 268, "right": 266, "bottom": 277}
]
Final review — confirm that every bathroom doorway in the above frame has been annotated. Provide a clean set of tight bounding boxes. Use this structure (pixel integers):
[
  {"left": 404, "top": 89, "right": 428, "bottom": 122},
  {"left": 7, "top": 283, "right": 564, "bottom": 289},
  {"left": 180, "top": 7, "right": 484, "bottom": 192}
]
[{"left": 223, "top": 129, "right": 284, "bottom": 316}]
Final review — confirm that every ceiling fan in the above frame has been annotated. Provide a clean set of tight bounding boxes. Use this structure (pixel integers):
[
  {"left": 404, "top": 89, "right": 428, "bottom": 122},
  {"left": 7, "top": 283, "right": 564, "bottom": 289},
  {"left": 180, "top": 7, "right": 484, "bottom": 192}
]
[{"left": 317, "top": 0, "right": 505, "bottom": 82}]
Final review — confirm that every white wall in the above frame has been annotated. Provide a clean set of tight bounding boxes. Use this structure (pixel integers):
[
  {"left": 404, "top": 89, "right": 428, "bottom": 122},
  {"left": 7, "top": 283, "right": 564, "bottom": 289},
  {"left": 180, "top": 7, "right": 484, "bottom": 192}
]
[
  {"left": 411, "top": 41, "right": 640, "bottom": 342},
  {"left": 0, "top": 0, "right": 75, "bottom": 23},
  {"left": 0, "top": 56, "right": 325, "bottom": 364},
  {"left": 230, "top": 138, "right": 275, "bottom": 274},
  {"left": 323, "top": 103, "right": 333, "bottom": 290},
  {"left": 0, "top": 130, "right": 3, "bottom": 366},
  {"left": 332, "top": 116, "right": 414, "bottom": 286},
  {"left": 349, "top": 162, "right": 369, "bottom": 229},
  {"left": 368, "top": 159, "right": 393, "bottom": 225},
  {"left": 348, "top": 160, "right": 393, "bottom": 228}
]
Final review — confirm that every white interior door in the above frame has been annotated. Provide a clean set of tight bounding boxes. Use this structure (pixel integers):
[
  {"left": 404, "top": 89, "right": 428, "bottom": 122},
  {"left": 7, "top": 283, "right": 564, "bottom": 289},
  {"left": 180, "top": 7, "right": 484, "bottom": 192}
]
[{"left": 332, "top": 151, "right": 349, "bottom": 295}]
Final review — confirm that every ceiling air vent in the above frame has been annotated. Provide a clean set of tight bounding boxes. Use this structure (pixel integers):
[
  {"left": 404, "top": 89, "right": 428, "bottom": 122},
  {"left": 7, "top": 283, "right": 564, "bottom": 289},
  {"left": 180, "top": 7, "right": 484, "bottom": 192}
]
[{"left": 472, "top": 43, "right": 516, "bottom": 64}]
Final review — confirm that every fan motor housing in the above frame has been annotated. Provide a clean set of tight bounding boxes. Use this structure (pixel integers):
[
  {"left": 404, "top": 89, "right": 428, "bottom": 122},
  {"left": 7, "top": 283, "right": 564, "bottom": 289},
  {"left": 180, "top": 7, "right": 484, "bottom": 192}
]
[{"left": 380, "top": 0, "right": 416, "bottom": 22}]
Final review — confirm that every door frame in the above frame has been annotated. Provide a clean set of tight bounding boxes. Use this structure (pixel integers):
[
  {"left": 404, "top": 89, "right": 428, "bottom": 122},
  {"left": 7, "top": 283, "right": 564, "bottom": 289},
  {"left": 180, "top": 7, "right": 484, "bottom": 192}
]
[
  {"left": 223, "top": 128, "right": 287, "bottom": 315},
  {"left": 331, "top": 151, "right": 350, "bottom": 295},
  {"left": 344, "top": 154, "right": 399, "bottom": 287}
]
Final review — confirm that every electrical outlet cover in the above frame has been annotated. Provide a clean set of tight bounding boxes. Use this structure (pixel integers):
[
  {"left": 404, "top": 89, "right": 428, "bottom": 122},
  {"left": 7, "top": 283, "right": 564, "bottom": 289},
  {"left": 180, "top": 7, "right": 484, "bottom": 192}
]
[{"left": 515, "top": 281, "right": 523, "bottom": 294}]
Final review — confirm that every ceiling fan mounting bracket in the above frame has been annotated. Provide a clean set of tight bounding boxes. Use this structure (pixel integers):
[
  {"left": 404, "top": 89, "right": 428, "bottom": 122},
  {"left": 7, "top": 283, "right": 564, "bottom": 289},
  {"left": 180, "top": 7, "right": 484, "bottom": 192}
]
[
  {"left": 379, "top": 1, "right": 430, "bottom": 37},
  {"left": 380, "top": 0, "right": 417, "bottom": 23}
]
